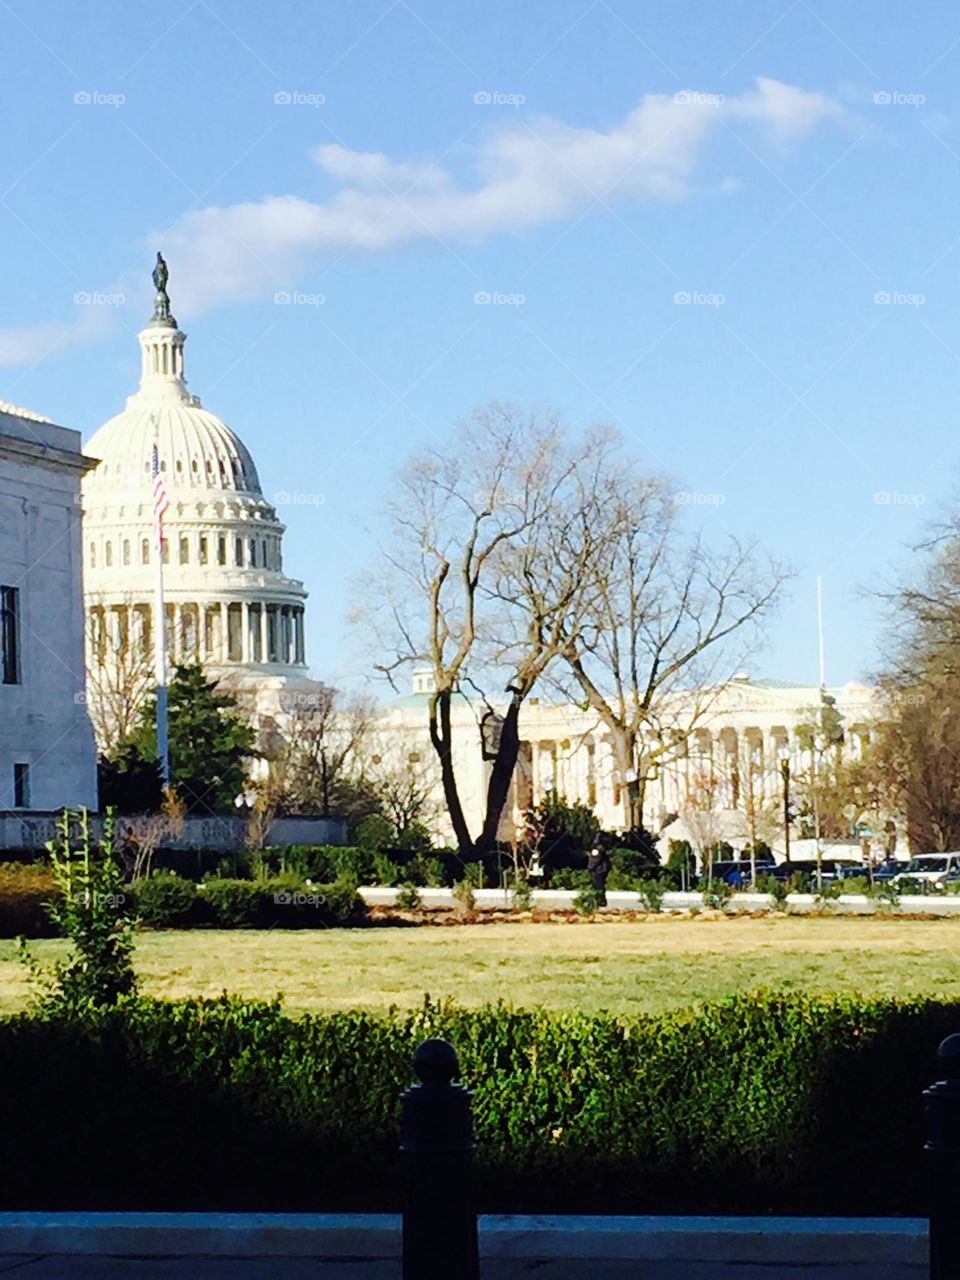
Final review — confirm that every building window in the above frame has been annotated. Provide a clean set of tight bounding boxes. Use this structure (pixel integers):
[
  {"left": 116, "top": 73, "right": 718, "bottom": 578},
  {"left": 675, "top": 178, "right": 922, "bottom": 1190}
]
[
  {"left": 262, "top": 539, "right": 268, "bottom": 568},
  {"left": 13, "top": 762, "right": 29, "bottom": 808},
  {"left": 104, "top": 541, "right": 113, "bottom": 568},
  {"left": 141, "top": 538, "right": 150, "bottom": 565},
  {"left": 217, "top": 536, "right": 227, "bottom": 566},
  {"left": 250, "top": 539, "right": 257, "bottom": 568},
  {"left": 162, "top": 539, "right": 170, "bottom": 565},
  {"left": 1, "top": 587, "right": 20, "bottom": 684},
  {"left": 198, "top": 535, "right": 208, "bottom": 565},
  {"left": 235, "top": 537, "right": 243, "bottom": 567},
  {"left": 179, "top": 535, "right": 189, "bottom": 565},
  {"left": 89, "top": 542, "right": 97, "bottom": 569},
  {"left": 122, "top": 539, "right": 131, "bottom": 566}
]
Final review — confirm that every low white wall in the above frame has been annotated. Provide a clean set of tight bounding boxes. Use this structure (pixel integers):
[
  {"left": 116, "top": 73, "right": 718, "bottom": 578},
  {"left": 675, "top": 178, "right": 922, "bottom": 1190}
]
[
  {"left": 359, "top": 886, "right": 960, "bottom": 915},
  {"left": 0, "top": 812, "right": 347, "bottom": 851}
]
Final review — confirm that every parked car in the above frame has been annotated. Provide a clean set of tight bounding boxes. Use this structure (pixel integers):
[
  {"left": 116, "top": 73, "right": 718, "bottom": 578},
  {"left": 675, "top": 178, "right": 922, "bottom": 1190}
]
[
  {"left": 768, "top": 859, "right": 859, "bottom": 884},
  {"left": 831, "top": 863, "right": 874, "bottom": 884},
  {"left": 709, "top": 860, "right": 753, "bottom": 887},
  {"left": 893, "top": 854, "right": 960, "bottom": 891},
  {"left": 873, "top": 859, "right": 910, "bottom": 883}
]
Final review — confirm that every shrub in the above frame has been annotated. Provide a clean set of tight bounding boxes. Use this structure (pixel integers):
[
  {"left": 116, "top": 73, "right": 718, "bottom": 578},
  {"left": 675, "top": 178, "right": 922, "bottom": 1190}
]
[
  {"left": 395, "top": 883, "right": 422, "bottom": 911},
  {"left": 356, "top": 815, "right": 395, "bottom": 855},
  {"left": 0, "top": 863, "right": 57, "bottom": 938},
  {"left": 199, "top": 878, "right": 262, "bottom": 927},
  {"left": 636, "top": 877, "right": 665, "bottom": 913},
  {"left": 132, "top": 872, "right": 198, "bottom": 927},
  {"left": 20, "top": 809, "right": 136, "bottom": 1011},
  {"left": 870, "top": 880, "right": 901, "bottom": 910},
  {"left": 574, "top": 885, "right": 603, "bottom": 916},
  {"left": 701, "top": 878, "right": 733, "bottom": 911},
  {"left": 406, "top": 855, "right": 446, "bottom": 888},
  {"left": 840, "top": 875, "right": 870, "bottom": 895},
  {"left": 0, "top": 991, "right": 952, "bottom": 1217},
  {"left": 452, "top": 880, "right": 475, "bottom": 912},
  {"left": 511, "top": 877, "right": 533, "bottom": 911},
  {"left": 758, "top": 873, "right": 789, "bottom": 910},
  {"left": 373, "top": 853, "right": 401, "bottom": 887},
  {"left": 548, "top": 868, "right": 591, "bottom": 891}
]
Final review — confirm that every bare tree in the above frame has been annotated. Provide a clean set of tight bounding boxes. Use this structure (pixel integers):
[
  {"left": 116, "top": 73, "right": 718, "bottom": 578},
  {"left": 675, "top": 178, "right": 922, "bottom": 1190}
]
[
  {"left": 361, "top": 734, "right": 442, "bottom": 838},
  {"left": 679, "top": 764, "right": 724, "bottom": 877},
  {"left": 85, "top": 596, "right": 155, "bottom": 754},
  {"left": 365, "top": 404, "right": 612, "bottom": 854},
  {"left": 551, "top": 462, "right": 789, "bottom": 830},
  {"left": 265, "top": 683, "right": 376, "bottom": 816}
]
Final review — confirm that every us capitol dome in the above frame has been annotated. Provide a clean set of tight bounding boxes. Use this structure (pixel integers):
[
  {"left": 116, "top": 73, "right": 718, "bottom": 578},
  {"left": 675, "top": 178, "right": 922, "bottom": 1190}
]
[{"left": 82, "top": 256, "right": 308, "bottom": 736}]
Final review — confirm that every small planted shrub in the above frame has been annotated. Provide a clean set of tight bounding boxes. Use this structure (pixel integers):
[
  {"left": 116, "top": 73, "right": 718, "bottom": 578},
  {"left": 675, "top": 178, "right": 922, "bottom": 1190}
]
[
  {"left": 701, "top": 878, "right": 733, "bottom": 911},
  {"left": 636, "top": 877, "right": 665, "bottom": 913},
  {"left": 757, "top": 873, "right": 789, "bottom": 911},
  {"left": 407, "top": 855, "right": 446, "bottom": 888},
  {"left": 133, "top": 871, "right": 198, "bottom": 928},
  {"left": 511, "top": 877, "right": 533, "bottom": 911},
  {"left": 19, "top": 808, "right": 136, "bottom": 1011},
  {"left": 452, "top": 879, "right": 476, "bottom": 912},
  {"left": 574, "top": 884, "right": 603, "bottom": 916},
  {"left": 395, "top": 883, "right": 422, "bottom": 911}
]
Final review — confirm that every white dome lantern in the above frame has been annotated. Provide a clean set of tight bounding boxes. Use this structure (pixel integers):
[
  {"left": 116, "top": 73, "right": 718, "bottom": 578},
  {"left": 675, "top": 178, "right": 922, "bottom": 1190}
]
[{"left": 81, "top": 256, "right": 309, "bottom": 743}]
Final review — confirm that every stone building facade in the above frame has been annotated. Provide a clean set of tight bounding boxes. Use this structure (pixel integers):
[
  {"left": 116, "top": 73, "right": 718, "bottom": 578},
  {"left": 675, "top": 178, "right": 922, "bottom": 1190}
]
[{"left": 0, "top": 401, "right": 98, "bottom": 810}]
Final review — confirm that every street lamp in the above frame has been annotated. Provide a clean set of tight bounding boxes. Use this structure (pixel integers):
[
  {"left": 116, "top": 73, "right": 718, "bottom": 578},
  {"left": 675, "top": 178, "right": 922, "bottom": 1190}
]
[
  {"left": 480, "top": 709, "right": 503, "bottom": 761},
  {"left": 777, "top": 746, "right": 791, "bottom": 867}
]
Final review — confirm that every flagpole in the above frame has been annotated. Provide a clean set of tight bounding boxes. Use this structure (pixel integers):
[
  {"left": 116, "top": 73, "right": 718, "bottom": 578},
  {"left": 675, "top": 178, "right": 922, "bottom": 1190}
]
[{"left": 152, "top": 422, "right": 170, "bottom": 786}]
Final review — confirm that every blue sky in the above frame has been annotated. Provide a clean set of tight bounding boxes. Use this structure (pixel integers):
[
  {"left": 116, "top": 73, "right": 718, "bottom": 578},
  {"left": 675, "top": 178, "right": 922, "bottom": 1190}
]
[{"left": 2, "top": 0, "right": 959, "bottom": 690}]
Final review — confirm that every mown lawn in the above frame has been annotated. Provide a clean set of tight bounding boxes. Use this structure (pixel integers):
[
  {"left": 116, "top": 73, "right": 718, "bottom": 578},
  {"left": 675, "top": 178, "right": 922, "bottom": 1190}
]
[{"left": 3, "top": 915, "right": 960, "bottom": 1016}]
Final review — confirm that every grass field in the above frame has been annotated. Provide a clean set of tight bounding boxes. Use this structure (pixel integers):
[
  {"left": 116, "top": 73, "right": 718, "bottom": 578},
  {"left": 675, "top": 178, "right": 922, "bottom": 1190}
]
[{"left": 4, "top": 916, "right": 960, "bottom": 1016}]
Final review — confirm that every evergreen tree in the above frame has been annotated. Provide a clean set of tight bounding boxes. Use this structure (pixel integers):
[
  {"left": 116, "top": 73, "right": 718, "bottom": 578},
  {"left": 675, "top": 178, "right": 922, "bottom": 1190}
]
[{"left": 133, "top": 664, "right": 255, "bottom": 813}]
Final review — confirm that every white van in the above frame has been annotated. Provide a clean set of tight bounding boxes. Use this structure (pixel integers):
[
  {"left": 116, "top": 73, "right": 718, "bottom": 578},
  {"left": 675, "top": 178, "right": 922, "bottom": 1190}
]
[{"left": 893, "top": 854, "right": 960, "bottom": 890}]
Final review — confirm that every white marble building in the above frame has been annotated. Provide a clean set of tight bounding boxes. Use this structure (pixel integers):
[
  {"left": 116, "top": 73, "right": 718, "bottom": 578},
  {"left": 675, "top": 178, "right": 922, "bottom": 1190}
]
[
  {"left": 376, "top": 672, "right": 880, "bottom": 853},
  {"left": 81, "top": 264, "right": 310, "bottom": 742},
  {"left": 0, "top": 402, "right": 98, "bottom": 810}
]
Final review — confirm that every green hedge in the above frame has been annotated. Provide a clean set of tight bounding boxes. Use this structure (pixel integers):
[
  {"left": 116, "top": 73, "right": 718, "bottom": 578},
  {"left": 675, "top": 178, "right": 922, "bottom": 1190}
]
[
  {"left": 0, "top": 991, "right": 951, "bottom": 1214},
  {"left": 127, "top": 874, "right": 365, "bottom": 929}
]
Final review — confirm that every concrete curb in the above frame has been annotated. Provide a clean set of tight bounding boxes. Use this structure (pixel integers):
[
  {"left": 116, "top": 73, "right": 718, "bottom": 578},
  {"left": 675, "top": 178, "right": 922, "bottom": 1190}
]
[{"left": 0, "top": 1213, "right": 928, "bottom": 1264}]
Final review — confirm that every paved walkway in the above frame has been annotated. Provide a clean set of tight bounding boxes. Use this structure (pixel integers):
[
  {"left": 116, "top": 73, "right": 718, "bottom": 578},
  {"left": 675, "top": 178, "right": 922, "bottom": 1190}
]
[{"left": 0, "top": 1258, "right": 927, "bottom": 1278}]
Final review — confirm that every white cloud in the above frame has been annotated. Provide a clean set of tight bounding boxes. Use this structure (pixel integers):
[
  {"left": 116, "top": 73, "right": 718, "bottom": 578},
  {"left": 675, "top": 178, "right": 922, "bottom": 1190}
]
[
  {"left": 156, "top": 77, "right": 839, "bottom": 314},
  {"left": 0, "top": 79, "right": 839, "bottom": 367}
]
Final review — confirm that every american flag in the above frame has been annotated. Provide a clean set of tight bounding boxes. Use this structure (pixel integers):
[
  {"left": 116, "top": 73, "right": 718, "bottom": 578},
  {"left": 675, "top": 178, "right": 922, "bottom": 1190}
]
[{"left": 151, "top": 444, "right": 170, "bottom": 551}]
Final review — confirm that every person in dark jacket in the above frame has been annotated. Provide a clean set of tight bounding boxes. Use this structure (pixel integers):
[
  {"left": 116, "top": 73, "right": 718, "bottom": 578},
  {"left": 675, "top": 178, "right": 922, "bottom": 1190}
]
[{"left": 586, "top": 844, "right": 612, "bottom": 906}]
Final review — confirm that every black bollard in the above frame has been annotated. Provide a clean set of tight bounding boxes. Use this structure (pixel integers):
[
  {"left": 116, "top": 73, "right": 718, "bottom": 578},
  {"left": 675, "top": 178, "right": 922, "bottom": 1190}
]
[
  {"left": 925, "top": 1033, "right": 960, "bottom": 1279},
  {"left": 400, "top": 1037, "right": 479, "bottom": 1280}
]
